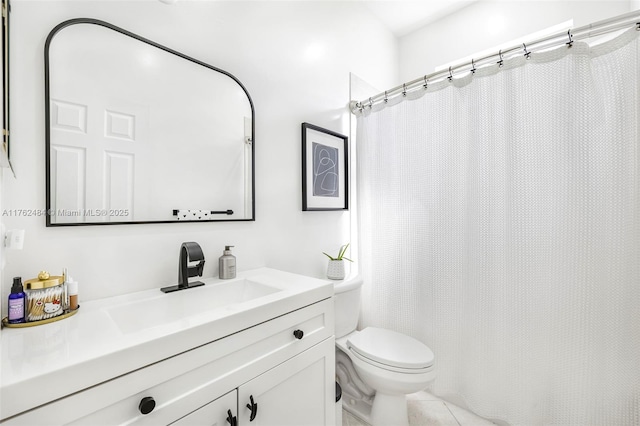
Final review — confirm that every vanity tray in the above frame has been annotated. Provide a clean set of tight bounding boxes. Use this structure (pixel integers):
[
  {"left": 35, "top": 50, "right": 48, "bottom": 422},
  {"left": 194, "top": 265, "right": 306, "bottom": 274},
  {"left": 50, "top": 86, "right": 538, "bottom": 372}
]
[{"left": 1, "top": 306, "right": 80, "bottom": 328}]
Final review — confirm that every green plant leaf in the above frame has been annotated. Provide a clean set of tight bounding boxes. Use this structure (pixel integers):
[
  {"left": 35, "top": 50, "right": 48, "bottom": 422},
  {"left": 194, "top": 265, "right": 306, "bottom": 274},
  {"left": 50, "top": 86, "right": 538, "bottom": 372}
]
[
  {"left": 322, "top": 252, "right": 336, "bottom": 260},
  {"left": 337, "top": 243, "right": 350, "bottom": 260},
  {"left": 323, "top": 243, "right": 354, "bottom": 262}
]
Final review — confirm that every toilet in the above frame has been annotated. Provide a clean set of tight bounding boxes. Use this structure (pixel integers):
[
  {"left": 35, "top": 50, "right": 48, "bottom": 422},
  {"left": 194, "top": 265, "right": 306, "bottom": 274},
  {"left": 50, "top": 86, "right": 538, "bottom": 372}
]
[{"left": 334, "top": 277, "right": 435, "bottom": 426}]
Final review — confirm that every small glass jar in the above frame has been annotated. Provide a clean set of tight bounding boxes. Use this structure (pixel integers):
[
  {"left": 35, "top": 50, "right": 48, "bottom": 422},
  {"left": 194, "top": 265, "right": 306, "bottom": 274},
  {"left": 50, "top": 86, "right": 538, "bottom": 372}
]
[{"left": 24, "top": 272, "right": 66, "bottom": 322}]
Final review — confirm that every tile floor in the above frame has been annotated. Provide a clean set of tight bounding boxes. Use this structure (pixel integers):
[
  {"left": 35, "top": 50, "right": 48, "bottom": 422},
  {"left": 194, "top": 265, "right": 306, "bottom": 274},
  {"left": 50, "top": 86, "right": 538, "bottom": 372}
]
[{"left": 342, "top": 391, "right": 496, "bottom": 426}]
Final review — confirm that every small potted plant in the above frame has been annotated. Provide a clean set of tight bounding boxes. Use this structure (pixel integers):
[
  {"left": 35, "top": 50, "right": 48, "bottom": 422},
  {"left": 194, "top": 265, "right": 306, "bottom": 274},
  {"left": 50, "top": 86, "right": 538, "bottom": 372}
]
[{"left": 323, "top": 243, "right": 353, "bottom": 280}]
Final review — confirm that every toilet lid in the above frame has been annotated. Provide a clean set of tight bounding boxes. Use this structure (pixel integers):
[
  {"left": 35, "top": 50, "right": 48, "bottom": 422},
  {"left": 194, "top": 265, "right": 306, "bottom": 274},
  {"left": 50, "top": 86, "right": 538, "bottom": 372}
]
[{"left": 347, "top": 327, "right": 435, "bottom": 370}]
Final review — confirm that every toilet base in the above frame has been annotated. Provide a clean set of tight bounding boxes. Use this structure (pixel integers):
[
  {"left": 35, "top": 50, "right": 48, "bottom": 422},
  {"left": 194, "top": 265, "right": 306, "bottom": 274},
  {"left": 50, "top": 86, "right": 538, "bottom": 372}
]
[
  {"left": 340, "top": 388, "right": 410, "bottom": 426},
  {"left": 370, "top": 393, "right": 409, "bottom": 426},
  {"left": 341, "top": 387, "right": 373, "bottom": 424}
]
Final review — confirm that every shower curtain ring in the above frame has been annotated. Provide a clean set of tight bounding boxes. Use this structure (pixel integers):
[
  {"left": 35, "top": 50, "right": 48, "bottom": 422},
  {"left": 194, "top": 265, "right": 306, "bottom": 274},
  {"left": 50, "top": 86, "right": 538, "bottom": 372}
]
[
  {"left": 566, "top": 29, "right": 574, "bottom": 47},
  {"left": 402, "top": 84, "right": 407, "bottom": 96},
  {"left": 497, "top": 50, "right": 504, "bottom": 67},
  {"left": 448, "top": 66, "right": 453, "bottom": 82},
  {"left": 470, "top": 59, "right": 476, "bottom": 74},
  {"left": 384, "top": 91, "right": 388, "bottom": 103},
  {"left": 423, "top": 75, "right": 428, "bottom": 89},
  {"left": 523, "top": 43, "right": 531, "bottom": 59},
  {"left": 636, "top": 22, "right": 640, "bottom": 31},
  {"left": 368, "top": 97, "right": 373, "bottom": 108}
]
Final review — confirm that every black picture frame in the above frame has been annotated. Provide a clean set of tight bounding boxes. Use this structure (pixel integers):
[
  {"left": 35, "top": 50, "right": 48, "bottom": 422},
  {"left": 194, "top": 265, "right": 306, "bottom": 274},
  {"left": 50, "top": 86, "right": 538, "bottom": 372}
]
[{"left": 301, "top": 122, "right": 348, "bottom": 211}]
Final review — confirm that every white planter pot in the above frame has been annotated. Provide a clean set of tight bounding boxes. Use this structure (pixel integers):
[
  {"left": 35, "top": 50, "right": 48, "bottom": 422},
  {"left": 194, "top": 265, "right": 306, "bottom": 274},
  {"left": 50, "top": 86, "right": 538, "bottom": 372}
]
[{"left": 327, "top": 260, "right": 345, "bottom": 280}]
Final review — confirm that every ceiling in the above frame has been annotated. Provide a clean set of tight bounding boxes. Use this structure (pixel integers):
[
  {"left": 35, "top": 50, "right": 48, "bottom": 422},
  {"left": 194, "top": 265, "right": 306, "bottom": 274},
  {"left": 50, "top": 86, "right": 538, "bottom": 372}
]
[
  {"left": 27, "top": 0, "right": 478, "bottom": 38},
  {"left": 360, "top": 0, "right": 478, "bottom": 37}
]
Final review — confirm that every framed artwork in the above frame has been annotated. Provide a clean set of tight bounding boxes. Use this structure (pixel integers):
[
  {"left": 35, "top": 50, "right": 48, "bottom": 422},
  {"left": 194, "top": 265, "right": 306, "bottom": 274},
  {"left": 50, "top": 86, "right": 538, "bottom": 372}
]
[{"left": 301, "top": 122, "right": 348, "bottom": 211}]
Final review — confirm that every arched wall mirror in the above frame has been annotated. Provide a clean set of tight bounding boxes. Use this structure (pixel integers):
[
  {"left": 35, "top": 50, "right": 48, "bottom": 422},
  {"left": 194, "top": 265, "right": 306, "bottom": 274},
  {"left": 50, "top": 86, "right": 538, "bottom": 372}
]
[{"left": 45, "top": 19, "right": 254, "bottom": 226}]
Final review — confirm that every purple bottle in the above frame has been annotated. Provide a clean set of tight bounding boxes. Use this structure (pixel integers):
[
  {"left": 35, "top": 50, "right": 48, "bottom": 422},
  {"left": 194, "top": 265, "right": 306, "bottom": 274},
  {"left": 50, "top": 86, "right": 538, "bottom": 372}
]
[{"left": 8, "top": 277, "right": 26, "bottom": 324}]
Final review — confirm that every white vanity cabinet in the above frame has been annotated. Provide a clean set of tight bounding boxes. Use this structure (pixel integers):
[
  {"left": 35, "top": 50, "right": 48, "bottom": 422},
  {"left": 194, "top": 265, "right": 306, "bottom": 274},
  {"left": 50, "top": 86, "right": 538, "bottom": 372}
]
[
  {"left": 174, "top": 339, "right": 334, "bottom": 426},
  {"left": 2, "top": 297, "right": 335, "bottom": 426}
]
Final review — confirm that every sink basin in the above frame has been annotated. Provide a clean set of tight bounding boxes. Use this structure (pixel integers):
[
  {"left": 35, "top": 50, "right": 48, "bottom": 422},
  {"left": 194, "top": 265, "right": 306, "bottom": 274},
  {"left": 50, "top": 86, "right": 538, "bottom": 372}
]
[{"left": 106, "top": 278, "right": 281, "bottom": 333}]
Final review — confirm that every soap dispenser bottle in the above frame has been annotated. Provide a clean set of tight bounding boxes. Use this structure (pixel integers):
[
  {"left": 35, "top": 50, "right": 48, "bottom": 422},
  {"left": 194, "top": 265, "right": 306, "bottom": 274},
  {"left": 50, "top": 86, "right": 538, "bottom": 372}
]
[
  {"left": 219, "top": 246, "right": 236, "bottom": 279},
  {"left": 8, "top": 277, "right": 26, "bottom": 324}
]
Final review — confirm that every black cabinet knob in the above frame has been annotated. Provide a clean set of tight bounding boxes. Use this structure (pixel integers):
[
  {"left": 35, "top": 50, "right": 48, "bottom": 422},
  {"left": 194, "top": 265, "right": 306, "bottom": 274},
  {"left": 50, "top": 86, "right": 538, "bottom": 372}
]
[
  {"left": 138, "top": 396, "right": 156, "bottom": 415},
  {"left": 293, "top": 329, "right": 304, "bottom": 340}
]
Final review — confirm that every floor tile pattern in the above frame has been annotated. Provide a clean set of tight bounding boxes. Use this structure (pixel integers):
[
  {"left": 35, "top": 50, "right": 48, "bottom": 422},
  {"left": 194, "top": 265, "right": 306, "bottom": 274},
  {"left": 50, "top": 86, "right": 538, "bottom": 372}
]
[{"left": 342, "top": 391, "right": 496, "bottom": 426}]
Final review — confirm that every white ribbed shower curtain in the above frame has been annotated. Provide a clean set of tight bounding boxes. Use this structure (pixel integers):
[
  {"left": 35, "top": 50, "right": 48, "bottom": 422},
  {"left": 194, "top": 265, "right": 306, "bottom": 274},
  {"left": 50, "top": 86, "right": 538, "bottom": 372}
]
[{"left": 356, "top": 29, "right": 639, "bottom": 425}]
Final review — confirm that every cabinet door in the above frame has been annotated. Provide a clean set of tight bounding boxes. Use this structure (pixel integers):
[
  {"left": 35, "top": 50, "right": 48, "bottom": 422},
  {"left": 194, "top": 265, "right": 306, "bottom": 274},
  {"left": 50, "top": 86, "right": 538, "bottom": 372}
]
[
  {"left": 170, "top": 390, "right": 237, "bottom": 426},
  {"left": 238, "top": 338, "right": 335, "bottom": 426}
]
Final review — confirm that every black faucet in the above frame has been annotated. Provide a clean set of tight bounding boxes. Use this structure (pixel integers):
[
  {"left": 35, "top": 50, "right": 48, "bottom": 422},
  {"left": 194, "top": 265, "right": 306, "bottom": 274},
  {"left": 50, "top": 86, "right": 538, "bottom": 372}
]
[{"left": 161, "top": 242, "right": 206, "bottom": 293}]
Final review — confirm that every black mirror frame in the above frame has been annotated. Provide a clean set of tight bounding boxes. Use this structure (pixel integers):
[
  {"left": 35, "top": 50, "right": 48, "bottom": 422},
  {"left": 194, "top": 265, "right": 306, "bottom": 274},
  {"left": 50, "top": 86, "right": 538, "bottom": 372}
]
[
  {"left": 1, "top": 0, "right": 13, "bottom": 175},
  {"left": 44, "top": 18, "right": 255, "bottom": 226}
]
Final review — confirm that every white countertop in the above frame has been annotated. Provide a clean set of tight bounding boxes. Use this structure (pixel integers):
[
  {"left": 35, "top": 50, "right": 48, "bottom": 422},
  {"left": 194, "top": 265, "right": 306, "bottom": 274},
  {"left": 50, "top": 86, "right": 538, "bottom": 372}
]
[{"left": 0, "top": 268, "right": 333, "bottom": 420}]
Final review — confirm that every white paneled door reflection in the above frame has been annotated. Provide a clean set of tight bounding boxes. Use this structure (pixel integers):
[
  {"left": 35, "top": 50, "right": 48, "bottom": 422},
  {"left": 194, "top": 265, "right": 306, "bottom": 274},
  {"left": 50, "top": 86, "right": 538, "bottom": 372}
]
[{"left": 50, "top": 98, "right": 150, "bottom": 223}]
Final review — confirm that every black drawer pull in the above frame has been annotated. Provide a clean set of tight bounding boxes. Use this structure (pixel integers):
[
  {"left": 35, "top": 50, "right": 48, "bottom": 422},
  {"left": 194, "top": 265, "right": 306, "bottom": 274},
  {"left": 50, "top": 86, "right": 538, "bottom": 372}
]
[
  {"left": 226, "top": 409, "right": 237, "bottom": 426},
  {"left": 138, "top": 396, "right": 156, "bottom": 415},
  {"left": 293, "top": 329, "right": 304, "bottom": 339},
  {"left": 246, "top": 395, "right": 258, "bottom": 421}
]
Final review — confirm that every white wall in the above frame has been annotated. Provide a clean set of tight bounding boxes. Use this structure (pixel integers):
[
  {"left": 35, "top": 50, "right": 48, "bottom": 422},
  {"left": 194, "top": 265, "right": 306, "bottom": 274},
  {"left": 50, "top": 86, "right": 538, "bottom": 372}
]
[
  {"left": 1, "top": 0, "right": 398, "bottom": 308},
  {"left": 399, "top": 1, "right": 634, "bottom": 83}
]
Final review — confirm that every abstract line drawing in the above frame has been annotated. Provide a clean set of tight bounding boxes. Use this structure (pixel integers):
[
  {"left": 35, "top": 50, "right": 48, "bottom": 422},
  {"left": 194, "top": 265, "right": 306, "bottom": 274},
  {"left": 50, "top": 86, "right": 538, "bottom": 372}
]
[
  {"left": 312, "top": 142, "right": 339, "bottom": 197},
  {"left": 301, "top": 122, "right": 348, "bottom": 211}
]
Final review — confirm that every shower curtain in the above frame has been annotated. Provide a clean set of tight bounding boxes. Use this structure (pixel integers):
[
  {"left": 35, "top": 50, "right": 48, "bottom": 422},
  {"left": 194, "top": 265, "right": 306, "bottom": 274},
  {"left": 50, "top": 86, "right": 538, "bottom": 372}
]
[{"left": 356, "top": 29, "right": 639, "bottom": 425}]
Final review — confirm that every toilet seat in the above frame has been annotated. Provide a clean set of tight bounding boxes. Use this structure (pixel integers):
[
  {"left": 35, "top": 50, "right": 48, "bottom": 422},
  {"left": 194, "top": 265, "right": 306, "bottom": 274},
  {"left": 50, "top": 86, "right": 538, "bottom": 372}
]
[{"left": 347, "top": 327, "right": 435, "bottom": 373}]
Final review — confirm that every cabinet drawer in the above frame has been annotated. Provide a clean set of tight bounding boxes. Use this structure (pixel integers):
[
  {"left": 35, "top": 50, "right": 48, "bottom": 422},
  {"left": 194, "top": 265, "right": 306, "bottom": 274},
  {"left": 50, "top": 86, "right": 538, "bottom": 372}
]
[
  {"left": 3, "top": 298, "right": 333, "bottom": 425},
  {"left": 169, "top": 390, "right": 237, "bottom": 426}
]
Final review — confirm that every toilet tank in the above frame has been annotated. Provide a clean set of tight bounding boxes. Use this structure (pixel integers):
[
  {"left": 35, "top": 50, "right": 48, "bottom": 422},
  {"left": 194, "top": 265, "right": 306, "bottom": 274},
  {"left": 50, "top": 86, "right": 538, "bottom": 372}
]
[{"left": 334, "top": 276, "right": 364, "bottom": 338}]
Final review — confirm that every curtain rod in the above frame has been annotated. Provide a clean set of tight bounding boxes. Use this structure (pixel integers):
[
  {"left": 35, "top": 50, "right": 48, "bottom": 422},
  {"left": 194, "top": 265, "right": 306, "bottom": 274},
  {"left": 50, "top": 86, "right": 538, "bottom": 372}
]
[{"left": 350, "top": 9, "right": 640, "bottom": 113}]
